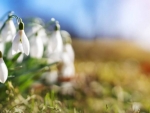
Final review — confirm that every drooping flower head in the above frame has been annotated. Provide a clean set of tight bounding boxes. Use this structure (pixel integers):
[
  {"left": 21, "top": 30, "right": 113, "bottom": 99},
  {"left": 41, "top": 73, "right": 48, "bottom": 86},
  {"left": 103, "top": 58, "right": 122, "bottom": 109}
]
[
  {"left": 0, "top": 51, "right": 8, "bottom": 83},
  {"left": 26, "top": 18, "right": 48, "bottom": 46},
  {"left": 0, "top": 16, "right": 16, "bottom": 42},
  {"left": 12, "top": 19, "right": 30, "bottom": 56},
  {"left": 53, "top": 22, "right": 63, "bottom": 53},
  {"left": 46, "top": 21, "right": 63, "bottom": 62}
]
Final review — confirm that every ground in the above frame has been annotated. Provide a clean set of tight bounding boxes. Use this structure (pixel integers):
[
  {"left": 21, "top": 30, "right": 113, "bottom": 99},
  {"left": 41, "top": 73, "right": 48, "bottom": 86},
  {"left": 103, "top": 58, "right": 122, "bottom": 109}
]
[{"left": 1, "top": 39, "right": 150, "bottom": 113}]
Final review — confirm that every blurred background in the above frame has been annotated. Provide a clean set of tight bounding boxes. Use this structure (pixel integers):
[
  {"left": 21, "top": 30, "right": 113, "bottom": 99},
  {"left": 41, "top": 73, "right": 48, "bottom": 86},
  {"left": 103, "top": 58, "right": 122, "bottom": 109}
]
[{"left": 1, "top": 0, "right": 150, "bottom": 51}]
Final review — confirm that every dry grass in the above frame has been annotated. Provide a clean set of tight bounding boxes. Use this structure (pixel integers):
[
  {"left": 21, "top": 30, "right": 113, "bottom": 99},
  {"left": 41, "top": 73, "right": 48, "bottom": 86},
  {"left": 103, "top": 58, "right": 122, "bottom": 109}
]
[
  {"left": 72, "top": 39, "right": 150, "bottom": 62},
  {"left": 72, "top": 39, "right": 150, "bottom": 112}
]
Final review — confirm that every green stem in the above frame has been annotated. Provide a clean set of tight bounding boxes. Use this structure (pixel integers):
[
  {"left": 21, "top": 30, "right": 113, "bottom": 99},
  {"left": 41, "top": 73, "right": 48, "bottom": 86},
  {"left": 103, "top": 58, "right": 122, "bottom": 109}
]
[
  {"left": 19, "top": 19, "right": 24, "bottom": 30},
  {"left": 0, "top": 11, "right": 14, "bottom": 21},
  {"left": 9, "top": 15, "right": 22, "bottom": 23}
]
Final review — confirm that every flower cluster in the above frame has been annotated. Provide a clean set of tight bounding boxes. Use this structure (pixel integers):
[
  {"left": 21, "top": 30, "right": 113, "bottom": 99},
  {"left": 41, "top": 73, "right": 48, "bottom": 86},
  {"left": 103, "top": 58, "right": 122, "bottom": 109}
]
[
  {"left": 0, "top": 12, "right": 30, "bottom": 83},
  {"left": 0, "top": 11, "right": 75, "bottom": 88}
]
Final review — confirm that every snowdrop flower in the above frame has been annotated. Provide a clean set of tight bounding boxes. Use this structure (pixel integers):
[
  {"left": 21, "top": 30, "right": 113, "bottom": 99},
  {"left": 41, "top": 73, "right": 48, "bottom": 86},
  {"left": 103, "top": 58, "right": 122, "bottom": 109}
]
[
  {"left": 47, "top": 31, "right": 63, "bottom": 54},
  {"left": 12, "top": 19, "right": 30, "bottom": 56},
  {"left": 1, "top": 18, "right": 16, "bottom": 42},
  {"left": 58, "top": 30, "right": 75, "bottom": 77},
  {"left": 61, "top": 30, "right": 74, "bottom": 62},
  {"left": 26, "top": 19, "right": 48, "bottom": 45},
  {"left": 61, "top": 63, "right": 75, "bottom": 78},
  {"left": 59, "top": 50, "right": 75, "bottom": 95},
  {"left": 41, "top": 71, "right": 58, "bottom": 85},
  {"left": 60, "top": 52, "right": 75, "bottom": 78},
  {"left": 46, "top": 22, "right": 63, "bottom": 62},
  {"left": 30, "top": 33, "right": 44, "bottom": 58},
  {"left": 63, "top": 44, "right": 75, "bottom": 62},
  {"left": 0, "top": 51, "right": 8, "bottom": 83}
]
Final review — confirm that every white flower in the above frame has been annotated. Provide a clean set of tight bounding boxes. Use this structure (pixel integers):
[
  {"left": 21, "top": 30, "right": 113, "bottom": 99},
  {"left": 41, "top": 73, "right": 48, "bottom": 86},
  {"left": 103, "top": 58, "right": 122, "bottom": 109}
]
[
  {"left": 46, "top": 22, "right": 63, "bottom": 56},
  {"left": 59, "top": 43, "right": 75, "bottom": 78},
  {"left": 57, "top": 45, "right": 75, "bottom": 79},
  {"left": 12, "top": 30, "right": 30, "bottom": 56},
  {"left": 26, "top": 23, "right": 48, "bottom": 45},
  {"left": 60, "top": 30, "right": 74, "bottom": 61},
  {"left": 46, "top": 30, "right": 63, "bottom": 62},
  {"left": 0, "top": 51, "right": 8, "bottom": 83},
  {"left": 63, "top": 44, "right": 75, "bottom": 62},
  {"left": 1, "top": 19, "right": 16, "bottom": 42},
  {"left": 12, "top": 20, "right": 30, "bottom": 56},
  {"left": 61, "top": 63, "right": 75, "bottom": 78},
  {"left": 41, "top": 71, "right": 58, "bottom": 85},
  {"left": 30, "top": 34, "right": 43, "bottom": 58}
]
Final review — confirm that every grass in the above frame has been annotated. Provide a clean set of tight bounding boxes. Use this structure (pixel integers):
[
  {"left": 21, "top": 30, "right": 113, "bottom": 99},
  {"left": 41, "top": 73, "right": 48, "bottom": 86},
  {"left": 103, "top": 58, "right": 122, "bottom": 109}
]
[{"left": 1, "top": 39, "right": 150, "bottom": 113}]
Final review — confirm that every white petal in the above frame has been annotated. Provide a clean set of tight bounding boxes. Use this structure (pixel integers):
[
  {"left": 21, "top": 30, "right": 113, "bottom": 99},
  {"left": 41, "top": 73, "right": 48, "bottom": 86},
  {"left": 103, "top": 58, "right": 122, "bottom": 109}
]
[
  {"left": 9, "top": 20, "right": 16, "bottom": 35},
  {"left": 12, "top": 32, "right": 24, "bottom": 55},
  {"left": 41, "top": 71, "right": 58, "bottom": 84},
  {"left": 46, "top": 31, "right": 63, "bottom": 58},
  {"left": 64, "top": 44, "right": 75, "bottom": 62},
  {"left": 21, "top": 30, "right": 30, "bottom": 55},
  {"left": 12, "top": 33, "right": 20, "bottom": 55},
  {"left": 48, "top": 33, "right": 58, "bottom": 51},
  {"left": 62, "top": 52, "right": 73, "bottom": 64},
  {"left": 36, "top": 37, "right": 43, "bottom": 58},
  {"left": 26, "top": 24, "right": 48, "bottom": 45},
  {"left": 54, "top": 31, "right": 63, "bottom": 53},
  {"left": 61, "top": 62, "right": 75, "bottom": 78},
  {"left": 12, "top": 42, "right": 24, "bottom": 55},
  {"left": 18, "top": 42, "right": 24, "bottom": 53},
  {"left": 30, "top": 36, "right": 43, "bottom": 58},
  {"left": 0, "top": 58, "right": 8, "bottom": 83},
  {"left": 1, "top": 19, "right": 16, "bottom": 42}
]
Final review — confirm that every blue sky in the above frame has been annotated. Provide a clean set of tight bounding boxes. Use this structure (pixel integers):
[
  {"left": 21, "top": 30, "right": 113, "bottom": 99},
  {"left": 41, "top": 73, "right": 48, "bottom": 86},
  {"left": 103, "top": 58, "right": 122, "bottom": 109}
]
[
  {"left": 1, "top": 0, "right": 150, "bottom": 41},
  {"left": 0, "top": 0, "right": 96, "bottom": 38}
]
